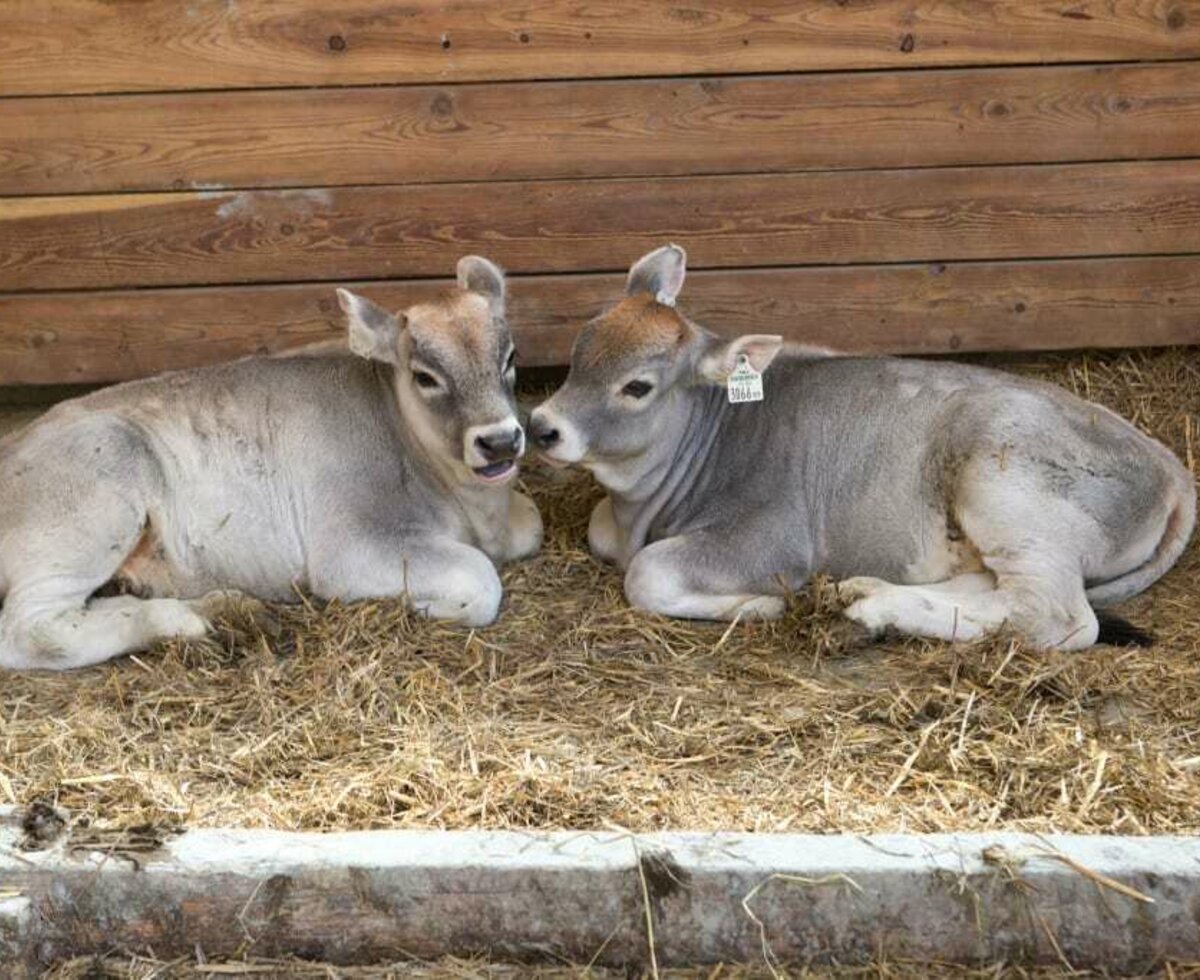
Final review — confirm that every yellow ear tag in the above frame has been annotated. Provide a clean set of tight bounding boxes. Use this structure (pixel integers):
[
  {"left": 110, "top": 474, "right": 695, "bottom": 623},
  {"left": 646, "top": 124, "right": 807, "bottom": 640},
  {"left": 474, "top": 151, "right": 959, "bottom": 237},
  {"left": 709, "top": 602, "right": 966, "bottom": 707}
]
[{"left": 727, "top": 353, "right": 764, "bottom": 404}]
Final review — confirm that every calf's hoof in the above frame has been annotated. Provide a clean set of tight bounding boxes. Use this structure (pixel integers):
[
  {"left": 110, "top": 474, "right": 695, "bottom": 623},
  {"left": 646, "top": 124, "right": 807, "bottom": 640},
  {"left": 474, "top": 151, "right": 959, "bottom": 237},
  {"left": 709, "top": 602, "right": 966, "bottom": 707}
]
[
  {"left": 836, "top": 576, "right": 891, "bottom": 606},
  {"left": 841, "top": 596, "right": 892, "bottom": 636},
  {"left": 146, "top": 599, "right": 210, "bottom": 641},
  {"left": 189, "top": 589, "right": 266, "bottom": 617}
]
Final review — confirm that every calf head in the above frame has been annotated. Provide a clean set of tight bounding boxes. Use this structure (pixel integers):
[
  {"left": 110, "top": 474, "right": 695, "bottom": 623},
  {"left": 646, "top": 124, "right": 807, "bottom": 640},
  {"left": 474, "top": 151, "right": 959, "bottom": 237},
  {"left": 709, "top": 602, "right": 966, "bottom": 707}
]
[
  {"left": 529, "top": 245, "right": 782, "bottom": 483},
  {"left": 337, "top": 256, "right": 523, "bottom": 485}
]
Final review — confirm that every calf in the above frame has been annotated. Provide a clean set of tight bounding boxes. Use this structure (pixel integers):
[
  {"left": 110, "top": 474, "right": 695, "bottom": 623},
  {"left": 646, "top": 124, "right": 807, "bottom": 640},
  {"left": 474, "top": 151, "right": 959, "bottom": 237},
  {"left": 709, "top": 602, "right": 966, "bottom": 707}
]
[
  {"left": 529, "top": 245, "right": 1195, "bottom": 650},
  {"left": 0, "top": 256, "right": 542, "bottom": 670}
]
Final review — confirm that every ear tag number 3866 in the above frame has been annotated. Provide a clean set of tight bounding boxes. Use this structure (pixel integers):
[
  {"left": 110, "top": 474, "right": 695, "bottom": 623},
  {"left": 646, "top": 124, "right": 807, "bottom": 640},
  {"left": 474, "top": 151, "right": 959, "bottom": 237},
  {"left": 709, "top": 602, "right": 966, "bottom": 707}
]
[{"left": 727, "top": 354, "right": 764, "bottom": 404}]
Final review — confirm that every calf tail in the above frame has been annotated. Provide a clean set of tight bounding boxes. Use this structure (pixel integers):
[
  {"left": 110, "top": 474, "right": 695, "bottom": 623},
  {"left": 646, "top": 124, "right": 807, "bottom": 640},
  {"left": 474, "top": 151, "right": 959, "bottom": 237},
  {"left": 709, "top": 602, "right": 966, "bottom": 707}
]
[{"left": 1086, "top": 475, "right": 1196, "bottom": 608}]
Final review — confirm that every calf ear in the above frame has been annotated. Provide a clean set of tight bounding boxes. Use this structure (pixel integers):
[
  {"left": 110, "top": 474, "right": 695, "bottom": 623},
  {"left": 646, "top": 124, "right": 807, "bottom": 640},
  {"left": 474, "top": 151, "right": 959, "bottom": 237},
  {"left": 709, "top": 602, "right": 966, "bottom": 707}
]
[
  {"left": 698, "top": 334, "right": 784, "bottom": 383},
  {"left": 626, "top": 243, "right": 687, "bottom": 306},
  {"left": 457, "top": 255, "right": 506, "bottom": 311},
  {"left": 336, "top": 288, "right": 404, "bottom": 364}
]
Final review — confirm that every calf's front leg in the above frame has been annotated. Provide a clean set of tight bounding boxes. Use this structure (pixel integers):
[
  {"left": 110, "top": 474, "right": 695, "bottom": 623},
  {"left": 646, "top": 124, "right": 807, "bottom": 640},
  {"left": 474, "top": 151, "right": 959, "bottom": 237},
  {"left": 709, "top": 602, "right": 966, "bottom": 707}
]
[
  {"left": 623, "top": 535, "right": 786, "bottom": 621},
  {"left": 310, "top": 534, "right": 503, "bottom": 627},
  {"left": 588, "top": 496, "right": 624, "bottom": 565},
  {"left": 505, "top": 491, "right": 544, "bottom": 562}
]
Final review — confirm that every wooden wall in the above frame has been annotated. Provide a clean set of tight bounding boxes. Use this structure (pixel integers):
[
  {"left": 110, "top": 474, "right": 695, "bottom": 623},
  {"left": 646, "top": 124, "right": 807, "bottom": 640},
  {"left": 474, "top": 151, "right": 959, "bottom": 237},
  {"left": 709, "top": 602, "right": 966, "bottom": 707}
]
[{"left": 2, "top": 1, "right": 1199, "bottom": 384}]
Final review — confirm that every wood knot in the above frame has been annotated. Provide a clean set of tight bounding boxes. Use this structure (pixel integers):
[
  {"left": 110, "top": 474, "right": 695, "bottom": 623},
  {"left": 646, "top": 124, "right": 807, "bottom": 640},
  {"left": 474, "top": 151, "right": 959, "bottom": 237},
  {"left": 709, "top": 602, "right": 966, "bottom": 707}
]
[
  {"left": 1167, "top": 7, "right": 1186, "bottom": 30},
  {"left": 900, "top": 32, "right": 915, "bottom": 53},
  {"left": 327, "top": 34, "right": 346, "bottom": 52}
]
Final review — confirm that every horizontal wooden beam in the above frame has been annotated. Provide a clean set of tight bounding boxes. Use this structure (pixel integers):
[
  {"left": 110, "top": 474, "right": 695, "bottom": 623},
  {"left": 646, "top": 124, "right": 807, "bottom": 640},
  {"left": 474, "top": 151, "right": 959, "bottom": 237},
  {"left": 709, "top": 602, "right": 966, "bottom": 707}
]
[
  {"left": 2, "top": 257, "right": 1198, "bottom": 385},
  {"left": 5, "top": 63, "right": 1200, "bottom": 196},
  {"left": 2, "top": 810, "right": 1199, "bottom": 975},
  {"left": 4, "top": 1, "right": 1200, "bottom": 97},
  {"left": 4, "top": 161, "right": 1200, "bottom": 292}
]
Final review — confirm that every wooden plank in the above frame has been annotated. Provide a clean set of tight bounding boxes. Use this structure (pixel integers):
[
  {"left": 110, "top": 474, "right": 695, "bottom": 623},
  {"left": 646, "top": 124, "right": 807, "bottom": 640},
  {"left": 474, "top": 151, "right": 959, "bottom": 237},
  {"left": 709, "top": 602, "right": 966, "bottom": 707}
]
[
  {"left": 4, "top": 161, "right": 1200, "bottom": 292},
  {"left": 3, "top": 1, "right": 1200, "bottom": 97},
  {"left": 2, "top": 256, "right": 1198, "bottom": 385},
  {"left": 3, "top": 814, "right": 1200, "bottom": 975},
  {"left": 7, "top": 62, "right": 1200, "bottom": 196}
]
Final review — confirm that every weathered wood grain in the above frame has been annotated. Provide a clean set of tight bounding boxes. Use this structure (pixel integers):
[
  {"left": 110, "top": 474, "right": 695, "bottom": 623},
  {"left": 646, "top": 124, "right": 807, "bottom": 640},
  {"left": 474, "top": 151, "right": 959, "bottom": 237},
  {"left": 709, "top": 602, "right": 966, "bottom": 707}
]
[
  {"left": 3, "top": 1, "right": 1199, "bottom": 97},
  {"left": 4, "top": 161, "right": 1200, "bottom": 292},
  {"left": 6, "top": 62, "right": 1200, "bottom": 195},
  {"left": 2, "top": 257, "right": 1198, "bottom": 384},
  {"left": 3, "top": 818, "right": 1200, "bottom": 977}
]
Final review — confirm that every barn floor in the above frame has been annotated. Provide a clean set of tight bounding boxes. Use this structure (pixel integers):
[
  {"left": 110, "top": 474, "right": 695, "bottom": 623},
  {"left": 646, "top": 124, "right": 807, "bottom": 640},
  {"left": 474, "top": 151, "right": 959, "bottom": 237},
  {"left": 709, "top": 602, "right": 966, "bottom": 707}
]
[{"left": 0, "top": 348, "right": 1198, "bottom": 838}]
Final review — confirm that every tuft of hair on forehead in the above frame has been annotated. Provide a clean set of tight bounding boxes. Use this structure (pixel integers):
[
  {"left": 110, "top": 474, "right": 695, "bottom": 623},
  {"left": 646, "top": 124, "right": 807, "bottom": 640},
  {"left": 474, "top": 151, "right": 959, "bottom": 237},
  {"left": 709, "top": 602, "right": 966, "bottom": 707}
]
[
  {"left": 405, "top": 288, "right": 499, "bottom": 354},
  {"left": 578, "top": 294, "right": 689, "bottom": 369}
]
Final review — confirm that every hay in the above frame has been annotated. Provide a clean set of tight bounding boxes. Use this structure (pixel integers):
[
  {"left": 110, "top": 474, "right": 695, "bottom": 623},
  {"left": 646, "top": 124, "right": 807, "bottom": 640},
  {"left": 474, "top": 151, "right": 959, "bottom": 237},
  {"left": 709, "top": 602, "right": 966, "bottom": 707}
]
[{"left": 1, "top": 348, "right": 1198, "bottom": 837}]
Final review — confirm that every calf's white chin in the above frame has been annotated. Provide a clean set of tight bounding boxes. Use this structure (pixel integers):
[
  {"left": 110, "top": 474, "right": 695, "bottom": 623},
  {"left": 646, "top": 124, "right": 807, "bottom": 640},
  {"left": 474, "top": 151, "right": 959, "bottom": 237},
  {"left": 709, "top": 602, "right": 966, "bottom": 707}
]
[{"left": 537, "top": 452, "right": 572, "bottom": 470}]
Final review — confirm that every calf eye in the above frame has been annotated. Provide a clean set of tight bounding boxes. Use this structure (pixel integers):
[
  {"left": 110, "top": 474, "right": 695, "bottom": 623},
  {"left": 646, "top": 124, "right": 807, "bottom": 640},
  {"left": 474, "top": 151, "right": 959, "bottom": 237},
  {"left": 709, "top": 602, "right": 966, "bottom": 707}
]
[
  {"left": 621, "top": 379, "right": 654, "bottom": 399},
  {"left": 413, "top": 370, "right": 441, "bottom": 390},
  {"left": 505, "top": 349, "right": 517, "bottom": 372}
]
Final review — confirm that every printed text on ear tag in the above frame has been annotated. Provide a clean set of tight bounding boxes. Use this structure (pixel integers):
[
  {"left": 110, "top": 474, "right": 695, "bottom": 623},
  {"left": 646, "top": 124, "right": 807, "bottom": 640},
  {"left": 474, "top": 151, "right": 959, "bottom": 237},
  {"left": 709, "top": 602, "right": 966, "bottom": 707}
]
[{"left": 727, "top": 354, "right": 764, "bottom": 404}]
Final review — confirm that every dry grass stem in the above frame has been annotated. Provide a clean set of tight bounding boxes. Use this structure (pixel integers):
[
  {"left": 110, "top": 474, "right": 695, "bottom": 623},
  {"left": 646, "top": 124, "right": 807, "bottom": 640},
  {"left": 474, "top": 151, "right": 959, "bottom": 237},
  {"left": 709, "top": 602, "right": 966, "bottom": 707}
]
[{"left": 1, "top": 348, "right": 1197, "bottom": 841}]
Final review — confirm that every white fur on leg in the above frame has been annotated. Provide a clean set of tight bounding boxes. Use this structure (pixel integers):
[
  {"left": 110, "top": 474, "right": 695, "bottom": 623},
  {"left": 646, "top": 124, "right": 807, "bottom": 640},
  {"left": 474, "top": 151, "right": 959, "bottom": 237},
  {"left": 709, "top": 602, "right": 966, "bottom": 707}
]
[
  {"left": 187, "top": 589, "right": 266, "bottom": 620},
  {"left": 411, "top": 563, "right": 502, "bottom": 627},
  {"left": 836, "top": 576, "right": 892, "bottom": 604},
  {"left": 838, "top": 572, "right": 995, "bottom": 605},
  {"left": 587, "top": 496, "right": 623, "bottom": 565},
  {"left": 0, "top": 595, "right": 208, "bottom": 671},
  {"left": 625, "top": 550, "right": 785, "bottom": 621},
  {"left": 842, "top": 578, "right": 1009, "bottom": 644},
  {"left": 911, "top": 573, "right": 996, "bottom": 596},
  {"left": 505, "top": 491, "right": 543, "bottom": 562},
  {"left": 733, "top": 595, "right": 788, "bottom": 620}
]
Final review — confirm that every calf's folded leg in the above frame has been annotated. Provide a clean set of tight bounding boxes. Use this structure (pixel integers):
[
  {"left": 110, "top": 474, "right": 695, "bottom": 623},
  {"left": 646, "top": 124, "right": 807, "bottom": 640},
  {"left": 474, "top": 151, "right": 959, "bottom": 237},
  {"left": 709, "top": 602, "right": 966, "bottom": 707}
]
[
  {"left": 308, "top": 534, "right": 503, "bottom": 627},
  {"left": 624, "top": 535, "right": 787, "bottom": 621}
]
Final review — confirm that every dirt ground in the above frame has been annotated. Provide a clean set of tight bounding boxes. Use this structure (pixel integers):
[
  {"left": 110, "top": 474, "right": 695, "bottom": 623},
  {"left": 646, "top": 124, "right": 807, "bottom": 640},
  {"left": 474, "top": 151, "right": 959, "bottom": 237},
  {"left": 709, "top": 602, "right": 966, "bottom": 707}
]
[{"left": 0, "top": 347, "right": 1197, "bottom": 838}]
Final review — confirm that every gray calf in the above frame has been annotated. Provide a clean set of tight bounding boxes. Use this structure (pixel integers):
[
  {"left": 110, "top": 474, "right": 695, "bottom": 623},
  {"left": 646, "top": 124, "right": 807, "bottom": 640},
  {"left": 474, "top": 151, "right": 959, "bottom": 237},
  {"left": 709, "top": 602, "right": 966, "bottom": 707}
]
[
  {"left": 0, "top": 257, "right": 542, "bottom": 670},
  {"left": 530, "top": 245, "right": 1194, "bottom": 650}
]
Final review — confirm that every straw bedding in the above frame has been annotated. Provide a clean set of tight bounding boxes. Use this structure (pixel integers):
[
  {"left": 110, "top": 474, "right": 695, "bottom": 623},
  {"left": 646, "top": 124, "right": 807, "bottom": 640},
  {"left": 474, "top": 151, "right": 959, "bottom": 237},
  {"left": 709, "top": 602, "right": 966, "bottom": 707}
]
[{"left": 2, "top": 348, "right": 1198, "bottom": 839}]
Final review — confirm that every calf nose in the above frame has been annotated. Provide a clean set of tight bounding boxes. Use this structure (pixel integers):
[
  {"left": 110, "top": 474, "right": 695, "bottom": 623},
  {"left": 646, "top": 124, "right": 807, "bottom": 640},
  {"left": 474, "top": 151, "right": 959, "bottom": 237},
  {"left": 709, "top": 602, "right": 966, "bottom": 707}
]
[
  {"left": 529, "top": 414, "right": 560, "bottom": 449},
  {"left": 474, "top": 427, "right": 522, "bottom": 461}
]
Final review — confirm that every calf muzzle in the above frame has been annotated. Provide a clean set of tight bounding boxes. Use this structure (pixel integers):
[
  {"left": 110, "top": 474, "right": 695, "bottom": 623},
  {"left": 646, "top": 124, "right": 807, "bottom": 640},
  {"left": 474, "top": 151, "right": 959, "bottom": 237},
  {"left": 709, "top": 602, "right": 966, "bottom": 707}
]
[{"left": 528, "top": 413, "right": 561, "bottom": 450}]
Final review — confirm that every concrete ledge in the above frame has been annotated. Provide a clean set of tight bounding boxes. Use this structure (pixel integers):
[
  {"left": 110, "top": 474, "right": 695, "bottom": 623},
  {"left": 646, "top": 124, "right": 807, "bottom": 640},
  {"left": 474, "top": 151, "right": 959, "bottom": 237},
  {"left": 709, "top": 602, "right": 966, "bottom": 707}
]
[{"left": 1, "top": 807, "right": 1197, "bottom": 974}]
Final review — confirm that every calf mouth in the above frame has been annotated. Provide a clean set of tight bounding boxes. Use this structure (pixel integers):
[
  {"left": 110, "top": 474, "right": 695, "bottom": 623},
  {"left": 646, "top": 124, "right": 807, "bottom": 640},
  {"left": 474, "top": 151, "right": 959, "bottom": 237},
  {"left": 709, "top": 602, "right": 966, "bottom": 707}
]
[{"left": 472, "top": 459, "right": 518, "bottom": 484}]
